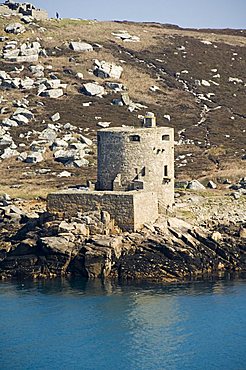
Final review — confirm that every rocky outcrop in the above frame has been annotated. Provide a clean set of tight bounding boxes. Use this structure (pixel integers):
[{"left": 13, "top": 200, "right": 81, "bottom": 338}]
[{"left": 0, "top": 196, "right": 245, "bottom": 281}]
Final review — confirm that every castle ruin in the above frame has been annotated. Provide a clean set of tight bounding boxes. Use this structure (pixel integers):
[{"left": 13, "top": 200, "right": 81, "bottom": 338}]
[
  {"left": 0, "top": 1, "right": 48, "bottom": 20},
  {"left": 48, "top": 113, "right": 174, "bottom": 232}
]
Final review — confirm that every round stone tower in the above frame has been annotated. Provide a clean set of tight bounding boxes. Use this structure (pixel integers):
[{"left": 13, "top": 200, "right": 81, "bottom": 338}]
[{"left": 96, "top": 113, "right": 174, "bottom": 212}]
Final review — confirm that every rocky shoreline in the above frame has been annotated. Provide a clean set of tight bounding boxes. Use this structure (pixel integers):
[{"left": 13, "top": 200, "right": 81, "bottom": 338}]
[{"left": 0, "top": 191, "right": 245, "bottom": 282}]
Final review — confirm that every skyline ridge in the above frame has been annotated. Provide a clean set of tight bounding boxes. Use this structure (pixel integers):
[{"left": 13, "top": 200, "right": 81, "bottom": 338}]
[{"left": 28, "top": 0, "right": 245, "bottom": 29}]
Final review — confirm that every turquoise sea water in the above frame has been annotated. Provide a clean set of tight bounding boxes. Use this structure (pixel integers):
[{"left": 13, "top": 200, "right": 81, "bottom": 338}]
[{"left": 0, "top": 278, "right": 246, "bottom": 370}]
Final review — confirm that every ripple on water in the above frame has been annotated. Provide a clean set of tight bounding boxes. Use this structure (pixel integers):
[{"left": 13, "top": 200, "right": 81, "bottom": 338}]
[{"left": 0, "top": 278, "right": 246, "bottom": 370}]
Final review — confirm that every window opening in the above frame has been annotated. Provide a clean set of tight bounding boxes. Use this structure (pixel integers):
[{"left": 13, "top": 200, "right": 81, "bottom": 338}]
[
  {"left": 162, "top": 135, "right": 170, "bottom": 141},
  {"left": 164, "top": 165, "right": 168, "bottom": 177},
  {"left": 129, "top": 135, "right": 140, "bottom": 142}
]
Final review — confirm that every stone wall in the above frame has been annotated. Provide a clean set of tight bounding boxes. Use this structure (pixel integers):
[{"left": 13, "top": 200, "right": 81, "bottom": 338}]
[
  {"left": 26, "top": 9, "right": 48, "bottom": 20},
  {"left": 97, "top": 126, "right": 174, "bottom": 211},
  {"left": 47, "top": 190, "right": 158, "bottom": 232},
  {"left": 0, "top": 3, "right": 48, "bottom": 20},
  {"left": 133, "top": 191, "right": 159, "bottom": 230}
]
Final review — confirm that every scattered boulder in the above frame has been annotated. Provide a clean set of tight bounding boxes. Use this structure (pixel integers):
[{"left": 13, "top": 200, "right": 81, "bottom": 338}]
[
  {"left": 0, "top": 76, "right": 20, "bottom": 89},
  {"left": 0, "top": 70, "right": 11, "bottom": 80},
  {"left": 54, "top": 149, "right": 86, "bottom": 165},
  {"left": 0, "top": 133, "right": 13, "bottom": 145},
  {"left": 82, "top": 83, "right": 105, "bottom": 97},
  {"left": 11, "top": 114, "right": 29, "bottom": 125},
  {"left": 81, "top": 135, "right": 92, "bottom": 146},
  {"left": 0, "top": 193, "right": 11, "bottom": 206},
  {"left": 64, "top": 122, "right": 76, "bottom": 131},
  {"left": 93, "top": 59, "right": 123, "bottom": 79},
  {"left": 29, "top": 64, "right": 44, "bottom": 77},
  {"left": 112, "top": 98, "right": 123, "bottom": 107},
  {"left": 45, "top": 80, "right": 64, "bottom": 89},
  {"left": 112, "top": 92, "right": 131, "bottom": 106},
  {"left": 105, "top": 82, "right": 126, "bottom": 92},
  {"left": 97, "top": 122, "right": 111, "bottom": 128},
  {"left": 112, "top": 31, "right": 140, "bottom": 42},
  {"left": 17, "top": 152, "right": 28, "bottom": 161},
  {"left": 76, "top": 72, "right": 84, "bottom": 80},
  {"left": 70, "top": 158, "right": 89, "bottom": 167},
  {"left": 229, "top": 77, "right": 243, "bottom": 84},
  {"left": 66, "top": 142, "right": 85, "bottom": 151},
  {"left": 240, "top": 178, "right": 246, "bottom": 188},
  {"left": 223, "top": 179, "right": 231, "bottom": 185},
  {"left": 164, "top": 114, "right": 171, "bottom": 122},
  {"left": 128, "top": 102, "right": 148, "bottom": 112},
  {"left": 201, "top": 40, "right": 212, "bottom": 45},
  {"left": 39, "top": 128, "right": 57, "bottom": 142},
  {"left": 187, "top": 180, "right": 206, "bottom": 190},
  {"left": 25, "top": 152, "right": 44, "bottom": 164},
  {"left": 13, "top": 108, "right": 34, "bottom": 120},
  {"left": 121, "top": 92, "right": 131, "bottom": 106},
  {"left": 201, "top": 79, "right": 210, "bottom": 87},
  {"left": 40, "top": 89, "right": 64, "bottom": 98},
  {"left": 51, "top": 139, "right": 69, "bottom": 150},
  {"left": 1, "top": 118, "right": 18, "bottom": 127},
  {"left": 21, "top": 16, "right": 34, "bottom": 24},
  {"left": 57, "top": 171, "right": 72, "bottom": 178},
  {"left": 69, "top": 42, "right": 93, "bottom": 52},
  {"left": 5, "top": 23, "right": 26, "bottom": 34},
  {"left": 37, "top": 78, "right": 66, "bottom": 98},
  {"left": 2, "top": 48, "right": 20, "bottom": 60},
  {"left": 30, "top": 141, "right": 46, "bottom": 154},
  {"left": 149, "top": 85, "right": 160, "bottom": 92},
  {"left": 20, "top": 77, "right": 35, "bottom": 89},
  {"left": 1, "top": 147, "right": 19, "bottom": 159},
  {"left": 51, "top": 113, "right": 60, "bottom": 122},
  {"left": 207, "top": 180, "right": 217, "bottom": 189}
]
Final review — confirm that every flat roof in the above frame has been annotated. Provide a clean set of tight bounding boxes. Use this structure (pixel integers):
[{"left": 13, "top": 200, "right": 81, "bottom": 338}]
[
  {"left": 48, "top": 189, "right": 155, "bottom": 196},
  {"left": 97, "top": 126, "right": 174, "bottom": 134}
]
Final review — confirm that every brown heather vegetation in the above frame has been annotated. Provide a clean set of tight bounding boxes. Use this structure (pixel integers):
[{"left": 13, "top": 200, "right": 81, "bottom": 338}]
[{"left": 0, "top": 16, "right": 245, "bottom": 198}]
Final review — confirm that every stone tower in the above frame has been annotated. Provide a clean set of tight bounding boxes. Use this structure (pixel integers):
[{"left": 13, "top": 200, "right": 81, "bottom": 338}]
[{"left": 97, "top": 113, "right": 174, "bottom": 212}]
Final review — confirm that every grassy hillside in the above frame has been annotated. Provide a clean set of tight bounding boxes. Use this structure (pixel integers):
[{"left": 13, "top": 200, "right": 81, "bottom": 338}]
[{"left": 0, "top": 16, "right": 245, "bottom": 197}]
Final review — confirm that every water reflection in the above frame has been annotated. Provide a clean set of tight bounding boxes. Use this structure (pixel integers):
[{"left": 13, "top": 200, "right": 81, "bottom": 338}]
[
  {"left": 0, "top": 277, "right": 246, "bottom": 370},
  {"left": 0, "top": 273, "right": 245, "bottom": 297}
]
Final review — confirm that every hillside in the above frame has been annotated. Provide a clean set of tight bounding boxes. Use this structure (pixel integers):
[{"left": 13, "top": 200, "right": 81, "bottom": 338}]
[{"left": 0, "top": 14, "right": 245, "bottom": 198}]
